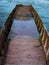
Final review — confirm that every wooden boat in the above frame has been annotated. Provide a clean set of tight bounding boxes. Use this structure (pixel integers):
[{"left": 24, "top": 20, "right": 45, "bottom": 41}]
[{"left": 0, "top": 4, "right": 49, "bottom": 65}]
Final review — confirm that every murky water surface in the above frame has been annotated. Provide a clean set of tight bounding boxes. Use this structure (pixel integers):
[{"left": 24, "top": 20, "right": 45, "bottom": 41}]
[{"left": 0, "top": 0, "right": 49, "bottom": 34}]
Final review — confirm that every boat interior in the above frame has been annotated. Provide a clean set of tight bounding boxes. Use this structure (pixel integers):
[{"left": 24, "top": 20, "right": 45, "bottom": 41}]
[{"left": 0, "top": 5, "right": 49, "bottom": 65}]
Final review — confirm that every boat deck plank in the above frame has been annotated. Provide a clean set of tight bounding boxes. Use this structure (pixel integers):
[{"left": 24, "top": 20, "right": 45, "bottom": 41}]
[
  {"left": 5, "top": 36, "right": 46, "bottom": 65},
  {"left": 14, "top": 5, "right": 32, "bottom": 20}
]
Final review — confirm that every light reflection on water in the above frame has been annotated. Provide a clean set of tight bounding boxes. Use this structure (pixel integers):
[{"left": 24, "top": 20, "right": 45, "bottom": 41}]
[
  {"left": 8, "top": 19, "right": 39, "bottom": 39},
  {"left": 0, "top": 0, "right": 49, "bottom": 34}
]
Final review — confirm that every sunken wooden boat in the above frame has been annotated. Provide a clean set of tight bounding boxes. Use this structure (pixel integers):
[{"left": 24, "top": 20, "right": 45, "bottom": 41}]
[{"left": 0, "top": 4, "right": 49, "bottom": 65}]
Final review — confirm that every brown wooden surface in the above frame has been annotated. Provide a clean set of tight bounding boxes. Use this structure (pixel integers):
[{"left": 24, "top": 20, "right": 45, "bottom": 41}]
[
  {"left": 5, "top": 36, "right": 46, "bottom": 65},
  {"left": 14, "top": 5, "right": 32, "bottom": 20}
]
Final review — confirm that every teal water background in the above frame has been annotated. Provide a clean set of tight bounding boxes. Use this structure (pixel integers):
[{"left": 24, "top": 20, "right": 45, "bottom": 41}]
[{"left": 0, "top": 0, "right": 49, "bottom": 34}]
